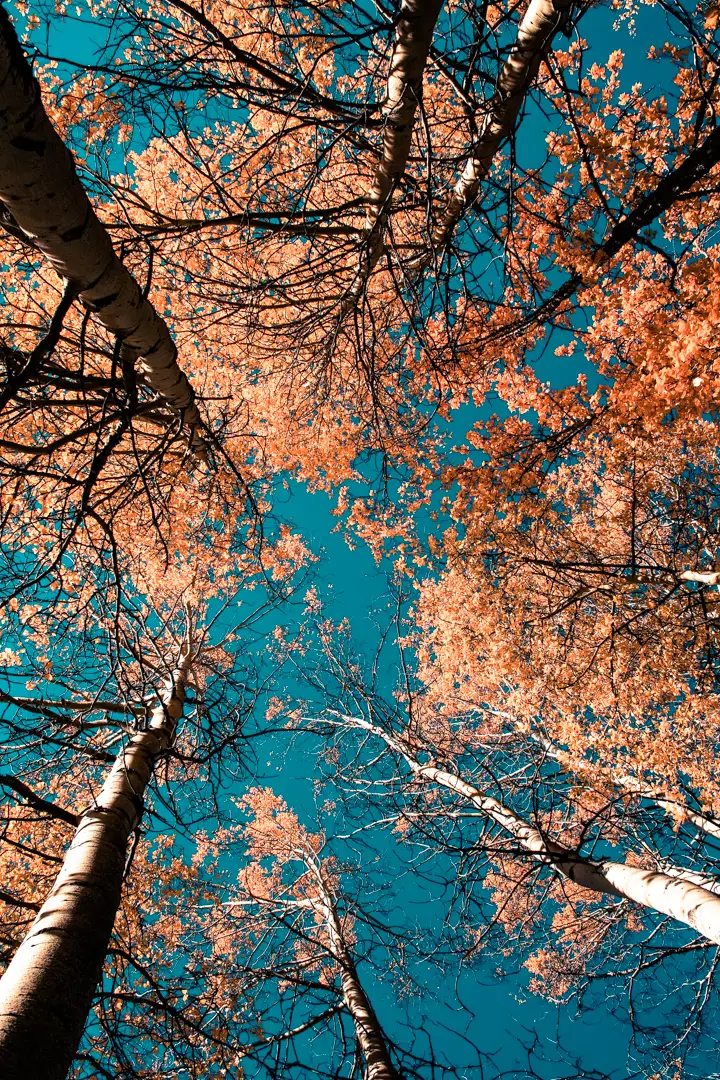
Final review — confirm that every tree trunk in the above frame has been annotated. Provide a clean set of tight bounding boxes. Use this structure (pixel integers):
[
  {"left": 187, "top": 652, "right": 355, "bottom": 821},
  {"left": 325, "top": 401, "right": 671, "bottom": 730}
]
[
  {"left": 420, "top": 763, "right": 720, "bottom": 944},
  {"left": 340, "top": 715, "right": 720, "bottom": 945},
  {"left": 0, "top": 5, "right": 202, "bottom": 438},
  {"left": 342, "top": 0, "right": 443, "bottom": 312},
  {"left": 0, "top": 652, "right": 190, "bottom": 1080},
  {"left": 308, "top": 867, "right": 399, "bottom": 1080},
  {"left": 424, "top": 0, "right": 570, "bottom": 259}
]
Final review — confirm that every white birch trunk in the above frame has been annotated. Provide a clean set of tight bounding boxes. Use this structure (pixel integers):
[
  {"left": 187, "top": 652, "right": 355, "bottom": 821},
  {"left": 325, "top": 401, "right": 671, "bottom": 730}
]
[
  {"left": 310, "top": 881, "right": 400, "bottom": 1080},
  {"left": 0, "top": 650, "right": 191, "bottom": 1080},
  {"left": 416, "top": 764, "right": 720, "bottom": 944},
  {"left": 342, "top": 0, "right": 443, "bottom": 312},
  {"left": 420, "top": 0, "right": 570, "bottom": 261},
  {"left": 0, "top": 8, "right": 203, "bottom": 438},
  {"left": 338, "top": 715, "right": 720, "bottom": 945},
  {"left": 679, "top": 569, "right": 720, "bottom": 585},
  {"left": 232, "top": 848, "right": 398, "bottom": 1079}
]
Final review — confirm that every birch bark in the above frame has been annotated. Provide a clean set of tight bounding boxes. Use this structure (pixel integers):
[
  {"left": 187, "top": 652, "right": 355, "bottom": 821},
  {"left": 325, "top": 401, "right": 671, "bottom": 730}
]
[
  {"left": 421, "top": 0, "right": 570, "bottom": 261},
  {"left": 0, "top": 6, "right": 202, "bottom": 439},
  {"left": 307, "top": 869, "right": 400, "bottom": 1080},
  {"left": 342, "top": 0, "right": 444, "bottom": 313},
  {"left": 339, "top": 715, "right": 720, "bottom": 945},
  {"left": 417, "top": 763, "right": 720, "bottom": 944},
  {"left": 0, "top": 649, "right": 191, "bottom": 1080}
]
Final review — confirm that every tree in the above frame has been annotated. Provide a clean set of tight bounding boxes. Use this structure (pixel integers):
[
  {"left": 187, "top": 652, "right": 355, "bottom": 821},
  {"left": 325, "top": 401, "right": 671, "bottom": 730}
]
[
  {"left": 228, "top": 787, "right": 403, "bottom": 1080},
  {"left": 0, "top": 622, "right": 192, "bottom": 1080},
  {"left": 0, "top": 2, "right": 213, "bottom": 595},
  {"left": 80, "top": 785, "right": 483, "bottom": 1080},
  {"left": 278, "top": 605, "right": 720, "bottom": 1071},
  {"left": 0, "top": 527, "right": 312, "bottom": 1078},
  {"left": 3, "top": 0, "right": 720, "bottom": 1076},
  {"left": 0, "top": 4, "right": 201, "bottom": 431},
  {"left": 414, "top": 414, "right": 720, "bottom": 818},
  {"left": 4, "top": 0, "right": 719, "bottom": 562},
  {"left": 0, "top": 3, "right": 274, "bottom": 613}
]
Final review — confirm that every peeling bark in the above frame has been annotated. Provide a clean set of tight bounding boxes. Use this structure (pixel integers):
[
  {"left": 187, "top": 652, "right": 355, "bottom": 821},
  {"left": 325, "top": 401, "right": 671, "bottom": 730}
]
[
  {"left": 0, "top": 650, "right": 191, "bottom": 1080},
  {"left": 0, "top": 6, "right": 203, "bottom": 442}
]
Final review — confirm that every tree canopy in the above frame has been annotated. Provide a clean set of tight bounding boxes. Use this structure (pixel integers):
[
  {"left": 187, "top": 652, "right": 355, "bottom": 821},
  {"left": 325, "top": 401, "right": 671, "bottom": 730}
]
[{"left": 1, "top": 0, "right": 720, "bottom": 1076}]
